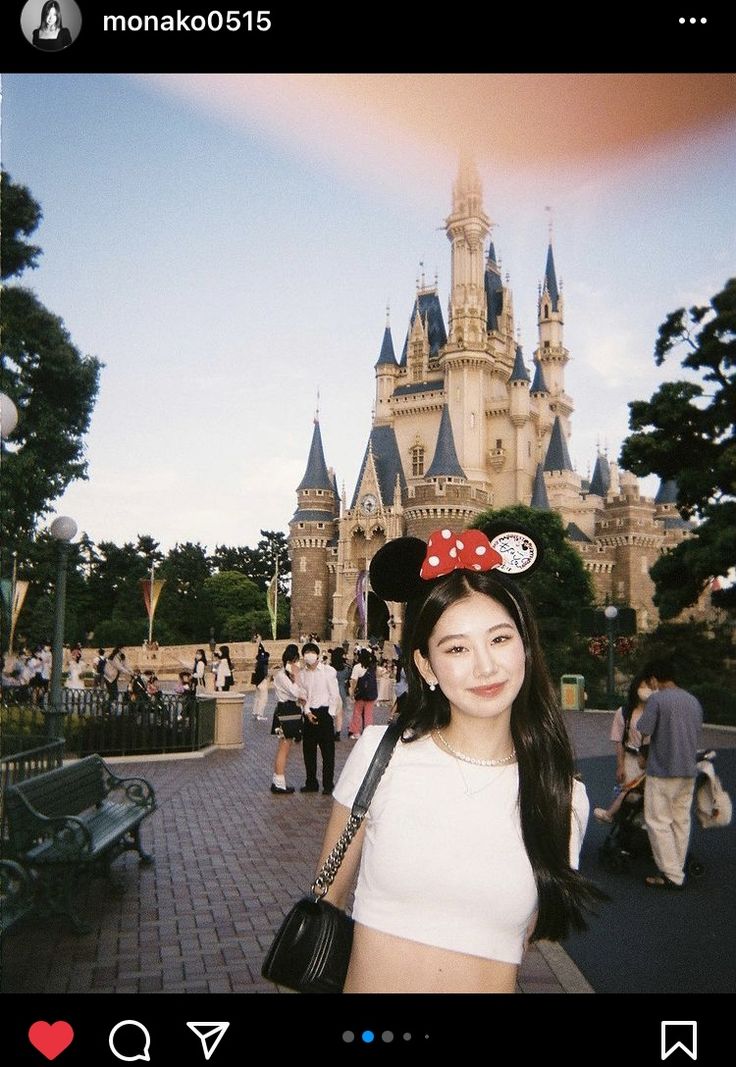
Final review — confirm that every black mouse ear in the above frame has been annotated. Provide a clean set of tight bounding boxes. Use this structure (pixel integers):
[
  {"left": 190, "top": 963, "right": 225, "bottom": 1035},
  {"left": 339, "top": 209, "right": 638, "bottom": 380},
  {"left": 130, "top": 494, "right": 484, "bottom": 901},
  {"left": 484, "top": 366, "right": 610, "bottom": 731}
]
[
  {"left": 479, "top": 522, "right": 543, "bottom": 577},
  {"left": 369, "top": 538, "right": 427, "bottom": 602}
]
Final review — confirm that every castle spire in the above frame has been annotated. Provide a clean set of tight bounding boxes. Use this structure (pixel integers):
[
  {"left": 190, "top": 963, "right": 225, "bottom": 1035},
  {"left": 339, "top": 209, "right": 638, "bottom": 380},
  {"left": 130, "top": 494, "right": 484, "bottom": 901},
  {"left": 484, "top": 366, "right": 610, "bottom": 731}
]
[
  {"left": 296, "top": 418, "right": 333, "bottom": 491},
  {"left": 530, "top": 359, "right": 549, "bottom": 395},
  {"left": 530, "top": 463, "right": 550, "bottom": 509},
  {"left": 542, "top": 243, "right": 560, "bottom": 312},
  {"left": 543, "top": 416, "right": 574, "bottom": 473},
  {"left": 425, "top": 404, "right": 466, "bottom": 479}
]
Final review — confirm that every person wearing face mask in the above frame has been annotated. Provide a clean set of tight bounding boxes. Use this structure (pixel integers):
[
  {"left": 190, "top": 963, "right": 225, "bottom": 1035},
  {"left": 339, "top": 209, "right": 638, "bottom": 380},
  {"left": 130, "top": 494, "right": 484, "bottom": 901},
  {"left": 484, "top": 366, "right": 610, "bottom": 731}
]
[
  {"left": 594, "top": 674, "right": 651, "bottom": 823},
  {"left": 298, "top": 641, "right": 339, "bottom": 795}
]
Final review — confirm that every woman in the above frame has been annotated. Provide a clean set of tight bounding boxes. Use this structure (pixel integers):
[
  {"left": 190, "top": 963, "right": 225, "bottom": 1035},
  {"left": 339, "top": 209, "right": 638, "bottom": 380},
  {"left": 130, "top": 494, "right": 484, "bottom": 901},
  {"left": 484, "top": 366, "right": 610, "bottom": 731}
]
[
  {"left": 314, "top": 529, "right": 601, "bottom": 993},
  {"left": 215, "top": 645, "right": 234, "bottom": 691},
  {"left": 330, "top": 646, "right": 350, "bottom": 740},
  {"left": 32, "top": 2, "right": 73, "bottom": 51},
  {"left": 65, "top": 647, "right": 87, "bottom": 690},
  {"left": 270, "top": 644, "right": 305, "bottom": 794},
  {"left": 192, "top": 649, "right": 208, "bottom": 689},
  {"left": 348, "top": 648, "right": 377, "bottom": 739},
  {"left": 594, "top": 674, "right": 650, "bottom": 823},
  {"left": 251, "top": 641, "right": 270, "bottom": 721}
]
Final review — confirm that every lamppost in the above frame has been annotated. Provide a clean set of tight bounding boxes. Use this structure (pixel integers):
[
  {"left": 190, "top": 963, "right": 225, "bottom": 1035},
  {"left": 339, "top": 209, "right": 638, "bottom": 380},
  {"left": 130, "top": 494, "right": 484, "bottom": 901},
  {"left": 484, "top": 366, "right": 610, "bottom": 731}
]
[
  {"left": 48, "top": 515, "right": 78, "bottom": 740},
  {"left": 604, "top": 604, "right": 619, "bottom": 710}
]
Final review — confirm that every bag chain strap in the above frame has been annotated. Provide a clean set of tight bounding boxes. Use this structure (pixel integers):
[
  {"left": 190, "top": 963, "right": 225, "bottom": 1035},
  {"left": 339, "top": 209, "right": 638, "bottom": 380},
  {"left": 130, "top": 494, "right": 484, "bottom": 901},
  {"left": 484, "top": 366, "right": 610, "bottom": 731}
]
[{"left": 310, "top": 813, "right": 364, "bottom": 899}]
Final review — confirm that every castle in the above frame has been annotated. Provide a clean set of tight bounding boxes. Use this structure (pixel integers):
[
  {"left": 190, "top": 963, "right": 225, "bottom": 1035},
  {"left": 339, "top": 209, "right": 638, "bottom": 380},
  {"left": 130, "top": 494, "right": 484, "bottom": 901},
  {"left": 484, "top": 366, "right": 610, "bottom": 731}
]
[{"left": 288, "top": 161, "right": 689, "bottom": 643}]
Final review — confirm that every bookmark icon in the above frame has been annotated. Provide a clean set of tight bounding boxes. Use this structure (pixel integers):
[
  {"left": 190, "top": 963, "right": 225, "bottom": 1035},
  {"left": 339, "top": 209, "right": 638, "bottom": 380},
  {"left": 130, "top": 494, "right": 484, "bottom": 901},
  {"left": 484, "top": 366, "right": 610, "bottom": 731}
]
[{"left": 186, "top": 1022, "right": 230, "bottom": 1061}]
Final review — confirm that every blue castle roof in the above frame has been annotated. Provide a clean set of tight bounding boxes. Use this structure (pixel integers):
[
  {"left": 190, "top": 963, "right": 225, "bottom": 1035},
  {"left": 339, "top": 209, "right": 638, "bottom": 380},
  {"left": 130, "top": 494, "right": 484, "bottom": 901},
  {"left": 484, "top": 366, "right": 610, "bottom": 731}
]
[
  {"left": 425, "top": 405, "right": 466, "bottom": 480},
  {"left": 544, "top": 416, "right": 574, "bottom": 473},
  {"left": 296, "top": 420, "right": 333, "bottom": 492}
]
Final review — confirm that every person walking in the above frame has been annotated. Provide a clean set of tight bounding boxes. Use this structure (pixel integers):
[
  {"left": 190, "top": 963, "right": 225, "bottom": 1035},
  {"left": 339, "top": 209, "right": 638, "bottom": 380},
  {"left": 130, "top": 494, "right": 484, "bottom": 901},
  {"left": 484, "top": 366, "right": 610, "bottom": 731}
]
[
  {"left": 269, "top": 644, "right": 305, "bottom": 794},
  {"left": 298, "top": 641, "right": 339, "bottom": 795},
  {"left": 192, "top": 649, "right": 208, "bottom": 689},
  {"left": 637, "top": 660, "right": 703, "bottom": 890},
  {"left": 215, "top": 645, "right": 235, "bottom": 691},
  {"left": 251, "top": 641, "right": 270, "bottom": 721},
  {"left": 594, "top": 674, "right": 650, "bottom": 823},
  {"left": 348, "top": 647, "right": 378, "bottom": 739}
]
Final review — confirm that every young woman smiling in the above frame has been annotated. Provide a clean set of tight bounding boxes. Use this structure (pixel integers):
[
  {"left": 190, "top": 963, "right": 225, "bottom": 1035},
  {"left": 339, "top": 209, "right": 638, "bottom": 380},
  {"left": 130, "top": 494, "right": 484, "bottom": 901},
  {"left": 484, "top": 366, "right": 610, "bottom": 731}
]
[{"left": 313, "top": 528, "right": 603, "bottom": 993}]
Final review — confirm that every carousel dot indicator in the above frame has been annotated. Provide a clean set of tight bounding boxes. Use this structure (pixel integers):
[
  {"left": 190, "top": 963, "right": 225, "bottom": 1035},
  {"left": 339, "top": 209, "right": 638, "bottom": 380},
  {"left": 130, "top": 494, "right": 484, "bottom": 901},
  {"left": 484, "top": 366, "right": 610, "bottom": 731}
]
[
  {"left": 382, "top": 1031, "right": 394, "bottom": 1043},
  {"left": 361, "top": 1030, "right": 375, "bottom": 1044},
  {"left": 342, "top": 1032, "right": 355, "bottom": 1043}
]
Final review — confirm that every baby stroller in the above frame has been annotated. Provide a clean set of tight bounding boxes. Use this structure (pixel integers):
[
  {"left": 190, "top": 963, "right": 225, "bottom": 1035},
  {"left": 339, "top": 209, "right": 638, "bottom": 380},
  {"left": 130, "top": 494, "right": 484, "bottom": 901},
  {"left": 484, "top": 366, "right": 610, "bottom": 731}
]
[{"left": 597, "top": 750, "right": 717, "bottom": 877}]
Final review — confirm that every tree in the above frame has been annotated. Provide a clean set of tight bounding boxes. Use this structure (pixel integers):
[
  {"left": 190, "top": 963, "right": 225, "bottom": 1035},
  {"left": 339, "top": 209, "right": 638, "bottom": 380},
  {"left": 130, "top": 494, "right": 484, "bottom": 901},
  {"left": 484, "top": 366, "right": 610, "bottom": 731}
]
[
  {"left": 471, "top": 505, "right": 597, "bottom": 683},
  {"left": 0, "top": 172, "right": 102, "bottom": 553},
  {"left": 210, "top": 530, "right": 291, "bottom": 595},
  {"left": 203, "top": 571, "right": 264, "bottom": 641},
  {"left": 620, "top": 279, "right": 736, "bottom": 617},
  {"left": 157, "top": 542, "right": 212, "bottom": 643}
]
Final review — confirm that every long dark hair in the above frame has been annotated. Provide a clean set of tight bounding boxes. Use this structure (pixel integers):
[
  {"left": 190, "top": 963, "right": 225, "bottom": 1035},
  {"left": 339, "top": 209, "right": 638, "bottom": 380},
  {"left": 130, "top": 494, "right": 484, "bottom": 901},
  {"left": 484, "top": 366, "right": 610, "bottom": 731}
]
[
  {"left": 400, "top": 568, "right": 604, "bottom": 941},
  {"left": 39, "top": 1, "right": 62, "bottom": 30}
]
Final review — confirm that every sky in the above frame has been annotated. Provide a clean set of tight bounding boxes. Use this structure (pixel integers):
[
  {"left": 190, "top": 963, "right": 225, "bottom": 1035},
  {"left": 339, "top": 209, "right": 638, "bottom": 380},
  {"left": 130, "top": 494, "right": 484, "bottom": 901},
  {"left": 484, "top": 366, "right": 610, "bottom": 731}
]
[{"left": 2, "top": 73, "right": 735, "bottom": 555}]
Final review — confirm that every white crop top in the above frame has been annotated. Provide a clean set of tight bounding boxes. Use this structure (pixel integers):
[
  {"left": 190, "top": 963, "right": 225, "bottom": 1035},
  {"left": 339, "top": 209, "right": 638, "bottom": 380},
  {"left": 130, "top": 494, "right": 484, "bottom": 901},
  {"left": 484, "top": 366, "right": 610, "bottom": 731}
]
[{"left": 333, "top": 725, "right": 589, "bottom": 965}]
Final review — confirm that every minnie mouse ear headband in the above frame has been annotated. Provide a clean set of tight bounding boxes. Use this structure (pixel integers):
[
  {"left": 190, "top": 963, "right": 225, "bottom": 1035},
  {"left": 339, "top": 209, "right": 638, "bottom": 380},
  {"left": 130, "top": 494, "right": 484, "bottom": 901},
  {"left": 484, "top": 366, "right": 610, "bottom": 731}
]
[{"left": 369, "top": 524, "right": 542, "bottom": 603}]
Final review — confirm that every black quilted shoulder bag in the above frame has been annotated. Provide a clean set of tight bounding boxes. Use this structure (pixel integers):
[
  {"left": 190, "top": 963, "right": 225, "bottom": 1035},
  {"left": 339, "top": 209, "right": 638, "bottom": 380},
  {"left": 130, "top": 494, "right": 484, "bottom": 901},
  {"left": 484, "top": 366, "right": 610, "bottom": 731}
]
[{"left": 261, "top": 720, "right": 402, "bottom": 993}]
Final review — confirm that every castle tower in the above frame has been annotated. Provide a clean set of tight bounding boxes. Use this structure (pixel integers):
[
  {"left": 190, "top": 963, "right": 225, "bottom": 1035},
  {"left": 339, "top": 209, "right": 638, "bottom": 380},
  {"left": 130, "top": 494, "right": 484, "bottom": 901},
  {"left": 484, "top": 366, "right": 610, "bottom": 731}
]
[
  {"left": 443, "top": 159, "right": 494, "bottom": 484},
  {"left": 534, "top": 243, "right": 573, "bottom": 439},
  {"left": 288, "top": 418, "right": 337, "bottom": 639},
  {"left": 374, "top": 315, "right": 399, "bottom": 424}
]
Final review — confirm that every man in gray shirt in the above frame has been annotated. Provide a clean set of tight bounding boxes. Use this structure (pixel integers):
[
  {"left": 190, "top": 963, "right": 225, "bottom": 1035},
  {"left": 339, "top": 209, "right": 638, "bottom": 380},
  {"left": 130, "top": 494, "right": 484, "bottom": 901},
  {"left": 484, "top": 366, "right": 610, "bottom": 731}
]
[{"left": 637, "top": 660, "right": 703, "bottom": 889}]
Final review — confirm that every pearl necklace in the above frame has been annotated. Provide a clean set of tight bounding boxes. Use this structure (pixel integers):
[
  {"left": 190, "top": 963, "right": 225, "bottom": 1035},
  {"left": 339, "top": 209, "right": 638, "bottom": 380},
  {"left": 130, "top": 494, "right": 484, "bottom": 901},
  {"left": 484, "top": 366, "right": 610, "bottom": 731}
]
[{"left": 433, "top": 730, "right": 516, "bottom": 767}]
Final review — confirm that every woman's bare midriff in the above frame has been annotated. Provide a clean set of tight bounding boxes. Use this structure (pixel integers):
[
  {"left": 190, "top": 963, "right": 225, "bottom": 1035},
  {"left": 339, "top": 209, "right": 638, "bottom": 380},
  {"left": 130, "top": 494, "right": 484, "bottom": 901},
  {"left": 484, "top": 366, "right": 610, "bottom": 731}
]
[{"left": 343, "top": 923, "right": 518, "bottom": 993}]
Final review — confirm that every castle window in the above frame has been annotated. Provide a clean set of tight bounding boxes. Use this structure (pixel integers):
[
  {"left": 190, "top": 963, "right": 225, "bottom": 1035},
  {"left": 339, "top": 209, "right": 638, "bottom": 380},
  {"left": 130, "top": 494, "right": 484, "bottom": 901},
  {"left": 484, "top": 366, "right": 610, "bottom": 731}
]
[
  {"left": 314, "top": 580, "right": 323, "bottom": 597},
  {"left": 528, "top": 442, "right": 532, "bottom": 457},
  {"left": 298, "top": 523, "right": 305, "bottom": 529},
  {"left": 470, "top": 413, "right": 476, "bottom": 429},
  {"left": 299, "top": 557, "right": 307, "bottom": 573},
  {"left": 544, "top": 304, "right": 549, "bottom": 317},
  {"left": 496, "top": 438, "right": 502, "bottom": 450},
  {"left": 411, "top": 446, "right": 425, "bottom": 477},
  {"left": 317, "top": 523, "right": 324, "bottom": 529},
  {"left": 544, "top": 340, "right": 550, "bottom": 349}
]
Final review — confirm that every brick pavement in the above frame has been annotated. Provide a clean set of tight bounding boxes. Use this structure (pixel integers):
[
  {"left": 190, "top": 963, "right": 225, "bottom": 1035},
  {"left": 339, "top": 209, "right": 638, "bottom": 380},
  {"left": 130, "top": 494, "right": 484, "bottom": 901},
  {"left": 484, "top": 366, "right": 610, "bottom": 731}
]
[{"left": 3, "top": 698, "right": 730, "bottom": 996}]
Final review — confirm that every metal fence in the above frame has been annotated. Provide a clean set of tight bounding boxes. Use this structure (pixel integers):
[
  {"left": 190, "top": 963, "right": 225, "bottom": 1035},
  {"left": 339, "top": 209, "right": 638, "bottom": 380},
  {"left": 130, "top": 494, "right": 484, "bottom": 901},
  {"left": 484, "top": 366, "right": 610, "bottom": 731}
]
[{"left": 0, "top": 691, "right": 216, "bottom": 759}]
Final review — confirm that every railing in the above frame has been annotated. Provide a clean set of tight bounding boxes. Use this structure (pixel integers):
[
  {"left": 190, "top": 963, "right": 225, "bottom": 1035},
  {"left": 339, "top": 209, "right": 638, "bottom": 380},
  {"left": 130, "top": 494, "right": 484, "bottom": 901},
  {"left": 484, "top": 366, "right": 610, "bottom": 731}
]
[
  {"left": 1, "top": 739, "right": 66, "bottom": 840},
  {"left": 0, "top": 691, "right": 216, "bottom": 758}
]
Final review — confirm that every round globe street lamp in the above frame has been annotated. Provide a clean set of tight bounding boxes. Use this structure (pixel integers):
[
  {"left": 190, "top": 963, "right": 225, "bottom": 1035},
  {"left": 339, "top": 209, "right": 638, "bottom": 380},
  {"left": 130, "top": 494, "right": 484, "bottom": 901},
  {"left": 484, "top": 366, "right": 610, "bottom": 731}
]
[
  {"left": 0, "top": 392, "right": 19, "bottom": 439},
  {"left": 604, "top": 604, "right": 619, "bottom": 710},
  {"left": 48, "top": 516, "right": 78, "bottom": 739}
]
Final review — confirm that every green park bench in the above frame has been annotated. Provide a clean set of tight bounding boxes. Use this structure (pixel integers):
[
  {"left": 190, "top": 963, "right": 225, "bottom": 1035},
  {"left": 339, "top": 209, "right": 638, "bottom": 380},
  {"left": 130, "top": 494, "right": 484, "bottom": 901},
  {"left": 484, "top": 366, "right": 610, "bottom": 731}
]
[{"left": 3, "top": 755, "right": 156, "bottom": 933}]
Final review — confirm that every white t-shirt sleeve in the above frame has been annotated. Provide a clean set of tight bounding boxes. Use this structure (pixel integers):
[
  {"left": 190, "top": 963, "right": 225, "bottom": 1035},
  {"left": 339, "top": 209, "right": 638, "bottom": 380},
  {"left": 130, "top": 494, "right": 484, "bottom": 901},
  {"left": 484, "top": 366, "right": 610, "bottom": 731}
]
[
  {"left": 610, "top": 707, "right": 625, "bottom": 743},
  {"left": 333, "top": 725, "right": 386, "bottom": 809},
  {"left": 569, "top": 778, "right": 590, "bottom": 870}
]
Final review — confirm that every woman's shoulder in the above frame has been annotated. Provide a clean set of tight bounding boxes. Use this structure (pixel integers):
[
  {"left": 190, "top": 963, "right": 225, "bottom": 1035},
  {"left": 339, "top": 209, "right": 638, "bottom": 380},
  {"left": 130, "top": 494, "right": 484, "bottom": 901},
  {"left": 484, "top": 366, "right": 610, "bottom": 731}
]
[{"left": 572, "top": 776, "right": 590, "bottom": 819}]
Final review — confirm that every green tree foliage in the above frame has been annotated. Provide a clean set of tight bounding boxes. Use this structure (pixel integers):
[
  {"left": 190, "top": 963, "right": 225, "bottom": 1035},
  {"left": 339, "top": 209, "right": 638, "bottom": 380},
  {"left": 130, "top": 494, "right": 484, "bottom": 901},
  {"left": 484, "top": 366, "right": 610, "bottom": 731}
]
[
  {"left": 0, "top": 172, "right": 102, "bottom": 554},
  {"left": 472, "top": 505, "right": 597, "bottom": 683},
  {"left": 210, "top": 530, "right": 291, "bottom": 595},
  {"left": 203, "top": 571, "right": 263, "bottom": 641},
  {"left": 157, "top": 542, "right": 212, "bottom": 643},
  {"left": 620, "top": 279, "right": 736, "bottom": 616}
]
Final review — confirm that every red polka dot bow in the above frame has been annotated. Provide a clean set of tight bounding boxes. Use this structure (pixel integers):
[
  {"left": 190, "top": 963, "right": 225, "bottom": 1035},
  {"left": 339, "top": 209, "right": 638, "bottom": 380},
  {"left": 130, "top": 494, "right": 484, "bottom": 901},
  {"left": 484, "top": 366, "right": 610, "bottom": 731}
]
[{"left": 420, "top": 529, "right": 503, "bottom": 579}]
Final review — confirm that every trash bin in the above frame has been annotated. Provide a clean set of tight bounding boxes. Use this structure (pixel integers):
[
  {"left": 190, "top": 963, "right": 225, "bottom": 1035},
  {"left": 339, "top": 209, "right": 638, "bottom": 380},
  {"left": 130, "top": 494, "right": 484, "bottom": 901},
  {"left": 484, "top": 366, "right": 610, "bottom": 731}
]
[{"left": 560, "top": 674, "right": 585, "bottom": 711}]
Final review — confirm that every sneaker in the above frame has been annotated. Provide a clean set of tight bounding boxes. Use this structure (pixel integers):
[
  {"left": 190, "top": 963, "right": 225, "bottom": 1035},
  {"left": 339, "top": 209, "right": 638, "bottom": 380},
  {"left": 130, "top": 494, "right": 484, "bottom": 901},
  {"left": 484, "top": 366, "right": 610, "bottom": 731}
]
[
  {"left": 349, "top": 733, "right": 360, "bottom": 740},
  {"left": 270, "top": 784, "right": 295, "bottom": 795},
  {"left": 334, "top": 731, "right": 341, "bottom": 741},
  {"left": 594, "top": 807, "right": 613, "bottom": 823},
  {"left": 300, "top": 784, "right": 319, "bottom": 793}
]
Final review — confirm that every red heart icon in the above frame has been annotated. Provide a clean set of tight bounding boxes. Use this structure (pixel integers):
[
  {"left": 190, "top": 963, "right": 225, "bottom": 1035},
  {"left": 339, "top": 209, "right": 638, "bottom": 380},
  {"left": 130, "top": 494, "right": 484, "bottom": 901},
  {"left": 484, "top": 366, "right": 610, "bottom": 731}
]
[{"left": 28, "top": 1021, "right": 75, "bottom": 1061}]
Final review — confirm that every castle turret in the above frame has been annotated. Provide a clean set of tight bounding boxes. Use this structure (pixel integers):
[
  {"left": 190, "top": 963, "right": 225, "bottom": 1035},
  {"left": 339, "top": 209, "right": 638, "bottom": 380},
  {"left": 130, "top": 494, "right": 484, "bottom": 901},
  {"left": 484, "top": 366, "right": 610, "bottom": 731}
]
[
  {"left": 374, "top": 315, "right": 399, "bottom": 423},
  {"left": 534, "top": 241, "right": 573, "bottom": 434},
  {"left": 289, "top": 418, "right": 337, "bottom": 639}
]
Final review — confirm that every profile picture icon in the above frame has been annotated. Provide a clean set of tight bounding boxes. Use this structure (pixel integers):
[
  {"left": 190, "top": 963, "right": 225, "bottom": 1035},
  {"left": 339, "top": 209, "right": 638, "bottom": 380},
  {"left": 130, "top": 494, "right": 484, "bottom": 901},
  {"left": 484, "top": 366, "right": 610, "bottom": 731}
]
[{"left": 21, "top": 0, "right": 82, "bottom": 52}]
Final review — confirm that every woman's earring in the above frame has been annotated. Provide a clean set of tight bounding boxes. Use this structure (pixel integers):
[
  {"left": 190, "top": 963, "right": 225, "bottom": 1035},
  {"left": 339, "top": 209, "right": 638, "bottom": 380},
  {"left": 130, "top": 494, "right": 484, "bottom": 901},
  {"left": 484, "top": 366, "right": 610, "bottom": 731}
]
[{"left": 428, "top": 681, "right": 437, "bottom": 692}]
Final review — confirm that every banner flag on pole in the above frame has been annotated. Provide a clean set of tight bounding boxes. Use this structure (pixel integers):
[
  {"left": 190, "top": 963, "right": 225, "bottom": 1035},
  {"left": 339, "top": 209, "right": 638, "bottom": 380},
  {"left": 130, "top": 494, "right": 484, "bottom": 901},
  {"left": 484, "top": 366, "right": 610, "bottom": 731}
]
[
  {"left": 356, "top": 571, "right": 367, "bottom": 630},
  {"left": 266, "top": 571, "right": 278, "bottom": 641},
  {"left": 140, "top": 578, "right": 166, "bottom": 621},
  {"left": 11, "top": 580, "right": 29, "bottom": 631}
]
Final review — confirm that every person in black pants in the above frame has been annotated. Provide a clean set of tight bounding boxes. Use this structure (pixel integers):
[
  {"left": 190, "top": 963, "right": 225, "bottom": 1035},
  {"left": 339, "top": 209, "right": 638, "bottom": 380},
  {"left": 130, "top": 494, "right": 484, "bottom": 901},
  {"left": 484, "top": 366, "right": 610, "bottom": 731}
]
[{"left": 299, "top": 642, "right": 339, "bottom": 795}]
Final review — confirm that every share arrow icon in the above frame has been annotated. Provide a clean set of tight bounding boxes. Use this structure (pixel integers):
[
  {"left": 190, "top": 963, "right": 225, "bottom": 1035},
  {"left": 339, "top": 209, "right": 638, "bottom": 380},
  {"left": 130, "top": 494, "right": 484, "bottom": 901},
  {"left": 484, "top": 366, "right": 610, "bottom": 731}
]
[{"left": 186, "top": 1022, "right": 230, "bottom": 1061}]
